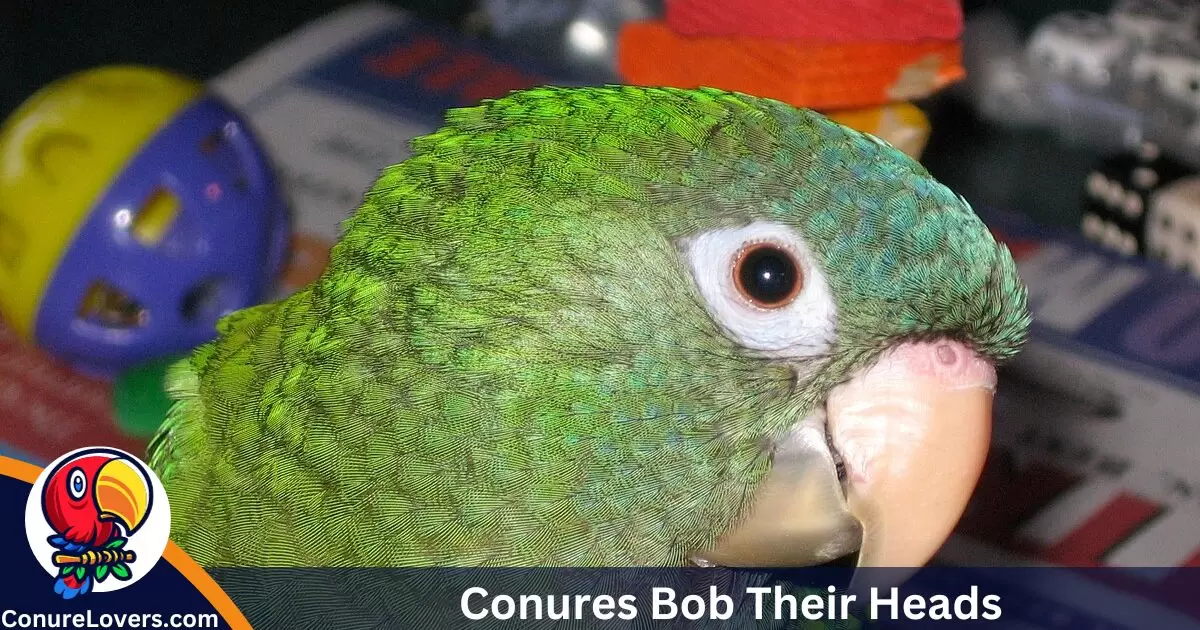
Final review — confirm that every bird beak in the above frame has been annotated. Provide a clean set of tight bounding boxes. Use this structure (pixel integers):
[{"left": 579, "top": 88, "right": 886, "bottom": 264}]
[
  {"left": 95, "top": 457, "right": 153, "bottom": 535},
  {"left": 828, "top": 340, "right": 994, "bottom": 569},
  {"left": 698, "top": 340, "right": 994, "bottom": 572}
]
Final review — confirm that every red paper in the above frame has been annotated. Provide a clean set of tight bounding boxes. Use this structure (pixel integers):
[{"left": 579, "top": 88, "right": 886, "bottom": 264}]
[
  {"left": 666, "top": 0, "right": 963, "bottom": 43},
  {"left": 0, "top": 325, "right": 145, "bottom": 463}
]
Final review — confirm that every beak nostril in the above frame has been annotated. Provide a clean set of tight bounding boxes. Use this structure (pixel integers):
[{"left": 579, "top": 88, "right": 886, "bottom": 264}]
[{"left": 935, "top": 343, "right": 957, "bottom": 365}]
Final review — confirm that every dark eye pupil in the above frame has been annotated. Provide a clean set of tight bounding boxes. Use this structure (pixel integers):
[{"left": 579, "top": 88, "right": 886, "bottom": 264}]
[
  {"left": 73, "top": 478, "right": 82, "bottom": 491},
  {"left": 738, "top": 246, "right": 799, "bottom": 306}
]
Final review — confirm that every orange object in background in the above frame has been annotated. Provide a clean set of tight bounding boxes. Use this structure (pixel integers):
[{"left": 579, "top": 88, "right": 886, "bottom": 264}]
[
  {"left": 280, "top": 232, "right": 334, "bottom": 292},
  {"left": 666, "top": 0, "right": 963, "bottom": 43},
  {"left": 618, "top": 21, "right": 964, "bottom": 111},
  {"left": 825, "top": 102, "right": 932, "bottom": 160}
]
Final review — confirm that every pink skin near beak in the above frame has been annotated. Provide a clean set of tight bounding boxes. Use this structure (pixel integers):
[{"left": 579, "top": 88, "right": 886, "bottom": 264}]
[{"left": 699, "top": 340, "right": 995, "bottom": 570}]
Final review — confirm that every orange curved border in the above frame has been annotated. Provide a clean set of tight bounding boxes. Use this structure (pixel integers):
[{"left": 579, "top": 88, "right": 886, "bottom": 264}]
[{"left": 0, "top": 455, "right": 252, "bottom": 630}]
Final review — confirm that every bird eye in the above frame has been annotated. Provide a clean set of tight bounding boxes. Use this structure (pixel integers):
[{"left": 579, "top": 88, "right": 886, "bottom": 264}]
[
  {"left": 683, "top": 221, "right": 837, "bottom": 358},
  {"left": 67, "top": 467, "right": 87, "bottom": 501},
  {"left": 733, "top": 243, "right": 803, "bottom": 308}
]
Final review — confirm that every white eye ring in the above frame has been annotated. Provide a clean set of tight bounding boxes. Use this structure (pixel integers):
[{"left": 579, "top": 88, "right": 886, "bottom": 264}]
[
  {"left": 683, "top": 221, "right": 838, "bottom": 359},
  {"left": 67, "top": 468, "right": 87, "bottom": 501}
]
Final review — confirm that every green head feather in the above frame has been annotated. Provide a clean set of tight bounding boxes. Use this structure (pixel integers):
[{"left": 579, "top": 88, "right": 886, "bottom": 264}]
[{"left": 149, "top": 85, "right": 1029, "bottom": 568}]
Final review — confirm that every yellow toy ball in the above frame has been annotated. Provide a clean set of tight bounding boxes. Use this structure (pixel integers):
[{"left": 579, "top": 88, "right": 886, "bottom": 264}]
[{"left": 0, "top": 66, "right": 290, "bottom": 374}]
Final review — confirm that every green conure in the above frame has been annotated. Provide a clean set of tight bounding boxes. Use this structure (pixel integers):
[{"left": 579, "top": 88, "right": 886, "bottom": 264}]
[{"left": 148, "top": 85, "right": 1030, "bottom": 569}]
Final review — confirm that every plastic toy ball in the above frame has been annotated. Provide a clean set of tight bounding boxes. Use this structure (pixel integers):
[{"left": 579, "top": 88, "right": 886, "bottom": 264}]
[{"left": 0, "top": 66, "right": 290, "bottom": 375}]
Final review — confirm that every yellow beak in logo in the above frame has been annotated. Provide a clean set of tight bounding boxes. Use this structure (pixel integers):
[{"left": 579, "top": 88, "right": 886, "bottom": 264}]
[{"left": 94, "top": 457, "right": 152, "bottom": 535}]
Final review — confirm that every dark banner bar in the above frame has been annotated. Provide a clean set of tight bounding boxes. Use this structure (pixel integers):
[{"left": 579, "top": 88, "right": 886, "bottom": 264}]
[{"left": 208, "top": 566, "right": 1200, "bottom": 629}]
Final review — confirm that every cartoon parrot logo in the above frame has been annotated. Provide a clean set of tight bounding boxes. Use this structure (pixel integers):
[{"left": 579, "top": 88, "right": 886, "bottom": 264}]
[{"left": 24, "top": 447, "right": 171, "bottom": 600}]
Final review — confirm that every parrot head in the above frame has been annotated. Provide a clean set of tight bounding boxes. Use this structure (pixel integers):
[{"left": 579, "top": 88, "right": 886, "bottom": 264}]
[
  {"left": 43, "top": 451, "right": 152, "bottom": 546},
  {"left": 152, "top": 85, "right": 1031, "bottom": 570},
  {"left": 329, "top": 86, "right": 1030, "bottom": 568}
]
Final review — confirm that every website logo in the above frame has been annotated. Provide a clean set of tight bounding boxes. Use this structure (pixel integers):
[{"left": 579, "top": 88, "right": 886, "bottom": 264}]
[{"left": 23, "top": 447, "right": 171, "bottom": 600}]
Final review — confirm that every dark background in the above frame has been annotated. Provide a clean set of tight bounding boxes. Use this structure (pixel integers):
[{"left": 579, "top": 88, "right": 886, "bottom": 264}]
[{"left": 2, "top": 0, "right": 1119, "bottom": 229}]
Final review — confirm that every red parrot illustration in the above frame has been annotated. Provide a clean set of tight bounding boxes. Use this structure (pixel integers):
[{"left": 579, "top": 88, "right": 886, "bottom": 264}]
[{"left": 40, "top": 449, "right": 153, "bottom": 599}]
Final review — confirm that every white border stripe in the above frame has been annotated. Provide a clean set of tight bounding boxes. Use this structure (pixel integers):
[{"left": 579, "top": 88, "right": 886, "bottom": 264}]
[
  {"left": 1107, "top": 505, "right": 1200, "bottom": 568},
  {"left": 1016, "top": 479, "right": 1122, "bottom": 547}
]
